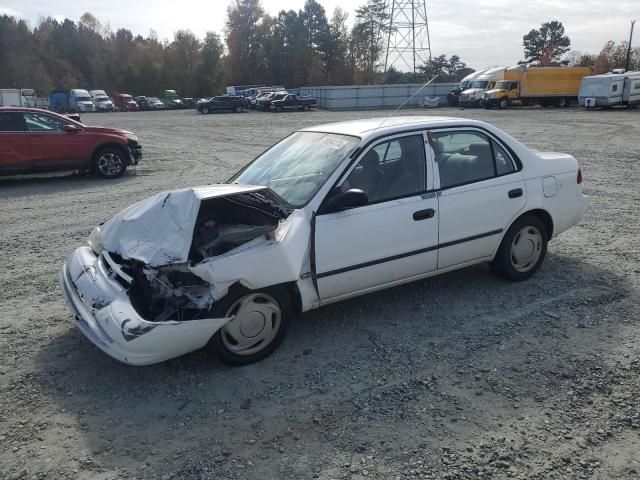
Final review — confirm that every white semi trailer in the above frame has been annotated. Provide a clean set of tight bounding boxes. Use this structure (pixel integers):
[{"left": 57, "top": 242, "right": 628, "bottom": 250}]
[{"left": 0, "top": 89, "right": 37, "bottom": 107}]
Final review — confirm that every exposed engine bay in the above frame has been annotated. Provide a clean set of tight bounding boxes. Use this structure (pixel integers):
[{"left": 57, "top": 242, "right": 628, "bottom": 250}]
[{"left": 100, "top": 187, "right": 293, "bottom": 322}]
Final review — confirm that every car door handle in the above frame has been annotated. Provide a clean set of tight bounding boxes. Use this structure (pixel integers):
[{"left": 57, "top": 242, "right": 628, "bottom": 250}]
[
  {"left": 508, "top": 188, "right": 523, "bottom": 199},
  {"left": 413, "top": 208, "right": 435, "bottom": 221}
]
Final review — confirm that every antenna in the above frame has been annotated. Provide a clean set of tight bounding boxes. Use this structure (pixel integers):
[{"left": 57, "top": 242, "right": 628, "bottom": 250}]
[
  {"left": 625, "top": 20, "right": 636, "bottom": 72},
  {"left": 377, "top": 74, "right": 438, "bottom": 129},
  {"left": 384, "top": 0, "right": 432, "bottom": 75}
]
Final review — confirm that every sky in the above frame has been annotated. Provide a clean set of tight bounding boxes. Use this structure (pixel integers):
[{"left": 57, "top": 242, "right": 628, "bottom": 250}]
[{"left": 1, "top": 0, "right": 637, "bottom": 70}]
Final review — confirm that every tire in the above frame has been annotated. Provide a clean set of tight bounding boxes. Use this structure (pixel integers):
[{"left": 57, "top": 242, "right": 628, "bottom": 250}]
[
  {"left": 234, "top": 104, "right": 242, "bottom": 113},
  {"left": 498, "top": 98, "right": 509, "bottom": 109},
  {"left": 209, "top": 285, "right": 292, "bottom": 366},
  {"left": 201, "top": 107, "right": 209, "bottom": 114},
  {"left": 557, "top": 97, "right": 568, "bottom": 108},
  {"left": 275, "top": 105, "right": 283, "bottom": 113},
  {"left": 490, "top": 214, "right": 548, "bottom": 281},
  {"left": 93, "top": 147, "right": 127, "bottom": 179},
  {"left": 302, "top": 104, "right": 310, "bottom": 111}
]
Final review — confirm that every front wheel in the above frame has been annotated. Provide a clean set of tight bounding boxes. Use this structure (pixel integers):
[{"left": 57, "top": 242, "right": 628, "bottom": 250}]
[
  {"left": 201, "top": 107, "right": 209, "bottom": 114},
  {"left": 490, "top": 214, "right": 548, "bottom": 281},
  {"left": 93, "top": 147, "right": 127, "bottom": 179},
  {"left": 209, "top": 285, "right": 292, "bottom": 365},
  {"left": 234, "top": 104, "right": 243, "bottom": 113},
  {"left": 498, "top": 98, "right": 509, "bottom": 109},
  {"left": 274, "top": 105, "right": 283, "bottom": 113},
  {"left": 302, "top": 104, "right": 311, "bottom": 111}
]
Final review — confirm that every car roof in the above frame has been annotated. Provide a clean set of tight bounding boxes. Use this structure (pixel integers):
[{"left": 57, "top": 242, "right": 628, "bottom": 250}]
[
  {"left": 0, "top": 106, "right": 58, "bottom": 114},
  {"left": 300, "top": 116, "right": 491, "bottom": 140}
]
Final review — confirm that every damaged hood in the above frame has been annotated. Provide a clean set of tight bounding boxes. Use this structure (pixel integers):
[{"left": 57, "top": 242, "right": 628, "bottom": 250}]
[{"left": 99, "top": 184, "right": 289, "bottom": 267}]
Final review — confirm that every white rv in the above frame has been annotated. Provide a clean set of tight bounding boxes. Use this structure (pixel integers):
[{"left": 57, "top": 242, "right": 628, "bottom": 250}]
[
  {"left": 89, "top": 90, "right": 115, "bottom": 111},
  {"left": 69, "top": 89, "right": 96, "bottom": 112},
  {"left": 579, "top": 71, "right": 640, "bottom": 108},
  {"left": 459, "top": 67, "right": 507, "bottom": 107},
  {"left": 0, "top": 89, "right": 37, "bottom": 107}
]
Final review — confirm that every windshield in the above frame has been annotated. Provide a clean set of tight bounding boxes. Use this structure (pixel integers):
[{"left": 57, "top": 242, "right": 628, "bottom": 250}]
[
  {"left": 494, "top": 81, "right": 511, "bottom": 89},
  {"left": 232, "top": 132, "right": 360, "bottom": 207},
  {"left": 472, "top": 80, "right": 489, "bottom": 89},
  {"left": 97, "top": 96, "right": 110, "bottom": 101},
  {"left": 77, "top": 96, "right": 92, "bottom": 102}
]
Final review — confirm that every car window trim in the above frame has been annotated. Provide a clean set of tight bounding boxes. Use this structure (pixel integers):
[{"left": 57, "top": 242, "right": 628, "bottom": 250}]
[
  {"left": 317, "top": 123, "right": 522, "bottom": 213},
  {"left": 317, "top": 131, "right": 432, "bottom": 214},
  {"left": 23, "top": 112, "right": 67, "bottom": 133},
  {"left": 0, "top": 111, "right": 26, "bottom": 132},
  {"left": 430, "top": 126, "right": 520, "bottom": 191}
]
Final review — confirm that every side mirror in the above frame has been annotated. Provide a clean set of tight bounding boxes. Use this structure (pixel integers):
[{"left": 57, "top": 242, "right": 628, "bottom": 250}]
[
  {"left": 64, "top": 124, "right": 82, "bottom": 133},
  {"left": 322, "top": 188, "right": 368, "bottom": 213}
]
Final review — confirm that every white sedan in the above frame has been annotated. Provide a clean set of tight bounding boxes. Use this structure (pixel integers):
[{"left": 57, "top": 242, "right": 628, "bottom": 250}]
[{"left": 60, "top": 116, "right": 588, "bottom": 366}]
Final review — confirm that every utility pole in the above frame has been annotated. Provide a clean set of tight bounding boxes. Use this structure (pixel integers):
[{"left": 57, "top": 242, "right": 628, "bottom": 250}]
[{"left": 625, "top": 20, "right": 635, "bottom": 72}]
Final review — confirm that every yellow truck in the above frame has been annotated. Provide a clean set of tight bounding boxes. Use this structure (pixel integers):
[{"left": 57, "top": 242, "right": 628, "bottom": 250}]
[{"left": 482, "top": 65, "right": 593, "bottom": 109}]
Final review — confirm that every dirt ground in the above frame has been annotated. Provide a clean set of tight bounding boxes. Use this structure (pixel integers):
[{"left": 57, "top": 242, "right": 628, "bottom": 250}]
[{"left": 1, "top": 106, "right": 639, "bottom": 480}]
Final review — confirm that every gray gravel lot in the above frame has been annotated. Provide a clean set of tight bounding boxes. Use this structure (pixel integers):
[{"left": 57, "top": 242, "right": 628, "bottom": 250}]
[{"left": 1, "top": 106, "right": 639, "bottom": 480}]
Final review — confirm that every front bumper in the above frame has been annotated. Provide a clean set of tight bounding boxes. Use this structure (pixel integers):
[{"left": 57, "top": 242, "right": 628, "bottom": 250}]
[
  {"left": 59, "top": 246, "right": 230, "bottom": 366},
  {"left": 128, "top": 140, "right": 142, "bottom": 165},
  {"left": 458, "top": 99, "right": 479, "bottom": 107}
]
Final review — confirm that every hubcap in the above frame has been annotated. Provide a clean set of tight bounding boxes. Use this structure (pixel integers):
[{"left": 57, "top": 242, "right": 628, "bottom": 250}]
[
  {"left": 97, "top": 153, "right": 124, "bottom": 177},
  {"left": 510, "top": 226, "right": 543, "bottom": 272},
  {"left": 221, "top": 293, "right": 281, "bottom": 356}
]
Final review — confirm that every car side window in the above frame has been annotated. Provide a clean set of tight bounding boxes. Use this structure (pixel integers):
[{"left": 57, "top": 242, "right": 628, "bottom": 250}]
[
  {"left": 434, "top": 131, "right": 514, "bottom": 188},
  {"left": 343, "top": 134, "right": 426, "bottom": 204},
  {"left": 493, "top": 140, "right": 515, "bottom": 175},
  {"left": 0, "top": 112, "right": 24, "bottom": 132},
  {"left": 23, "top": 112, "right": 68, "bottom": 132}
]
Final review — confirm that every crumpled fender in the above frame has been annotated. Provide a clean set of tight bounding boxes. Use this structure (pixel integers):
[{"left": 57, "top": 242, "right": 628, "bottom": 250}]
[{"left": 189, "top": 210, "right": 312, "bottom": 300}]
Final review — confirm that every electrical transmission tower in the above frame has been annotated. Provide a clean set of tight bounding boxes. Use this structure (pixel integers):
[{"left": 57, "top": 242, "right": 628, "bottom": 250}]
[{"left": 384, "top": 0, "right": 432, "bottom": 75}]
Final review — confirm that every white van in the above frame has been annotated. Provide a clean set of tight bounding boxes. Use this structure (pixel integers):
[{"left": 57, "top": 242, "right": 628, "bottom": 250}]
[
  {"left": 579, "top": 71, "right": 640, "bottom": 108},
  {"left": 0, "top": 89, "right": 37, "bottom": 107},
  {"left": 459, "top": 67, "right": 507, "bottom": 107},
  {"left": 89, "top": 90, "right": 115, "bottom": 111},
  {"left": 69, "top": 89, "right": 96, "bottom": 112}
]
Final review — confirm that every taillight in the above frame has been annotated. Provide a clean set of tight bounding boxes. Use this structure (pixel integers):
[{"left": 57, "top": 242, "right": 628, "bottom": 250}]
[{"left": 577, "top": 168, "right": 583, "bottom": 184}]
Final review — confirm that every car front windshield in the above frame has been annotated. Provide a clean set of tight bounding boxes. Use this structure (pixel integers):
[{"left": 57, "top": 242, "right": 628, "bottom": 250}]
[
  {"left": 472, "top": 81, "right": 489, "bottom": 88},
  {"left": 494, "top": 81, "right": 511, "bottom": 89},
  {"left": 78, "top": 96, "right": 92, "bottom": 102},
  {"left": 232, "top": 132, "right": 360, "bottom": 207}
]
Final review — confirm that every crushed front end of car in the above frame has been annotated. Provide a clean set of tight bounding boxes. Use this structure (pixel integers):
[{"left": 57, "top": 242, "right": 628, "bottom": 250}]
[{"left": 59, "top": 184, "right": 297, "bottom": 365}]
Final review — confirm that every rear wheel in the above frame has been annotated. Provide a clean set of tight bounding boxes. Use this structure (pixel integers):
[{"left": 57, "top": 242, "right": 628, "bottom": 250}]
[
  {"left": 93, "top": 147, "right": 127, "bottom": 179},
  {"left": 490, "top": 214, "right": 548, "bottom": 281},
  {"left": 209, "top": 285, "right": 292, "bottom": 365},
  {"left": 556, "top": 97, "right": 568, "bottom": 108}
]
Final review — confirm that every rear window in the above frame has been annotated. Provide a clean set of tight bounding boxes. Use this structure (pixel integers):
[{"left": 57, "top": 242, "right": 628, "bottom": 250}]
[{"left": 0, "top": 112, "right": 23, "bottom": 132}]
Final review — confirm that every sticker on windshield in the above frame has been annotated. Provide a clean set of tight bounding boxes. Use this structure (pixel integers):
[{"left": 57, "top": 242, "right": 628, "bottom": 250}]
[{"left": 319, "top": 135, "right": 349, "bottom": 150}]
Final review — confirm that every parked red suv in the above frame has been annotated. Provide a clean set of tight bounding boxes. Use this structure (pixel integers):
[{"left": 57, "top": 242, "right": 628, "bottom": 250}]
[{"left": 0, "top": 107, "right": 142, "bottom": 179}]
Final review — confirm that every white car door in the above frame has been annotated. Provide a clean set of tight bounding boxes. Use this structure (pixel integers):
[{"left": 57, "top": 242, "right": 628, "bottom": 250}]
[
  {"left": 432, "top": 128, "right": 526, "bottom": 270},
  {"left": 314, "top": 132, "right": 439, "bottom": 302}
]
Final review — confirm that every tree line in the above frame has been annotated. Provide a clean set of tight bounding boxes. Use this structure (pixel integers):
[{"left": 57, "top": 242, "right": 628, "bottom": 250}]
[
  {"left": 1, "top": 6, "right": 638, "bottom": 98},
  {"left": 0, "top": 0, "right": 474, "bottom": 97}
]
